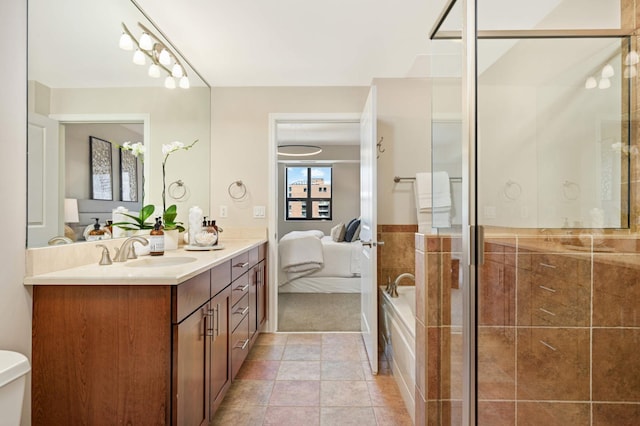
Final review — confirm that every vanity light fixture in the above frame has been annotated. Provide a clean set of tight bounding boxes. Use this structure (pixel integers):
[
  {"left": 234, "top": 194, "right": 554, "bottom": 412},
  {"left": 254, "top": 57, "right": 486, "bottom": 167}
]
[
  {"left": 119, "top": 22, "right": 190, "bottom": 89},
  {"left": 601, "top": 64, "right": 614, "bottom": 79},
  {"left": 277, "top": 144, "right": 323, "bottom": 157}
]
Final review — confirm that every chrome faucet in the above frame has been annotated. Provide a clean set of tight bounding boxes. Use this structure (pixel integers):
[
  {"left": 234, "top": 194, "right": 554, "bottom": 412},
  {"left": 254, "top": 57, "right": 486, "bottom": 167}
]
[
  {"left": 387, "top": 272, "right": 415, "bottom": 298},
  {"left": 113, "top": 236, "right": 149, "bottom": 262}
]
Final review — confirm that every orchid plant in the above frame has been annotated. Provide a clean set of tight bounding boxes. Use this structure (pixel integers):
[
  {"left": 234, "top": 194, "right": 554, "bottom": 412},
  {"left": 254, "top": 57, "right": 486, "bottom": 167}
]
[
  {"left": 161, "top": 140, "right": 198, "bottom": 231},
  {"left": 112, "top": 139, "right": 197, "bottom": 232}
]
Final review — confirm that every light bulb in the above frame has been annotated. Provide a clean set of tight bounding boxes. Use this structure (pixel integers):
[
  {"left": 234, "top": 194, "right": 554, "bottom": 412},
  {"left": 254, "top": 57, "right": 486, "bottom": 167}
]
[
  {"left": 625, "top": 50, "right": 639, "bottom": 66},
  {"left": 179, "top": 76, "right": 190, "bottom": 89},
  {"left": 132, "top": 49, "right": 146, "bottom": 65},
  {"left": 164, "top": 76, "right": 176, "bottom": 89},
  {"left": 171, "top": 63, "right": 184, "bottom": 78},
  {"left": 601, "top": 64, "right": 614, "bottom": 78},
  {"left": 119, "top": 32, "right": 134, "bottom": 51},
  {"left": 585, "top": 77, "right": 597, "bottom": 89},
  {"left": 159, "top": 48, "right": 171, "bottom": 66},
  {"left": 599, "top": 77, "right": 611, "bottom": 89},
  {"left": 139, "top": 32, "right": 153, "bottom": 51},
  {"left": 148, "top": 64, "right": 161, "bottom": 78}
]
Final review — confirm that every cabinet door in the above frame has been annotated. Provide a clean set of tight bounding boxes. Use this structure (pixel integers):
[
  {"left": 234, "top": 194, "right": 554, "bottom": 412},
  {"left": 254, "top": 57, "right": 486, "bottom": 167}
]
[
  {"left": 174, "top": 304, "right": 209, "bottom": 426},
  {"left": 210, "top": 285, "right": 231, "bottom": 410}
]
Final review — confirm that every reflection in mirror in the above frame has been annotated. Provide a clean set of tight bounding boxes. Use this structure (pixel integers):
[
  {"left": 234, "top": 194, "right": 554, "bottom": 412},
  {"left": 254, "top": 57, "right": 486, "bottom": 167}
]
[{"left": 27, "top": 0, "right": 211, "bottom": 248}]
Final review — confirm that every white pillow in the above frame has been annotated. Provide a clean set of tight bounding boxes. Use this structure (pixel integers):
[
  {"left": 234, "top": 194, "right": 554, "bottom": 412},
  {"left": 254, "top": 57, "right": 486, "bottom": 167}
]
[{"left": 330, "top": 223, "right": 346, "bottom": 242}]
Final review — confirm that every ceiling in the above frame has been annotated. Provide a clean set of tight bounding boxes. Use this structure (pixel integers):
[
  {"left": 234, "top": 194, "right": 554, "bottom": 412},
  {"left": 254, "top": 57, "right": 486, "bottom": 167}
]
[{"left": 130, "top": 0, "right": 438, "bottom": 87}]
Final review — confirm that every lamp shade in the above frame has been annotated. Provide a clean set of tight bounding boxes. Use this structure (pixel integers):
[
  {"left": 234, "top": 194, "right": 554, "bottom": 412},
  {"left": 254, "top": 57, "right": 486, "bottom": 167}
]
[{"left": 64, "top": 198, "right": 79, "bottom": 223}]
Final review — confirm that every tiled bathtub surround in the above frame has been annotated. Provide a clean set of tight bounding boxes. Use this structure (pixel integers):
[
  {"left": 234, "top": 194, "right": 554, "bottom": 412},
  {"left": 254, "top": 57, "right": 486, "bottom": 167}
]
[
  {"left": 377, "top": 225, "right": 418, "bottom": 287},
  {"left": 415, "top": 231, "right": 640, "bottom": 425}
]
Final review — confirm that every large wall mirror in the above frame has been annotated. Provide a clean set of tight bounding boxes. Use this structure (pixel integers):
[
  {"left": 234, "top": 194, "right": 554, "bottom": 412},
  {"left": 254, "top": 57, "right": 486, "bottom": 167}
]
[{"left": 27, "top": 0, "right": 211, "bottom": 248}]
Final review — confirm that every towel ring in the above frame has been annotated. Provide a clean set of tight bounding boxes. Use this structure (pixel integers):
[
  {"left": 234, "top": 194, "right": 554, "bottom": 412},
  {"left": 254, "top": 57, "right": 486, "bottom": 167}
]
[
  {"left": 168, "top": 180, "right": 187, "bottom": 200},
  {"left": 228, "top": 180, "right": 247, "bottom": 200},
  {"left": 503, "top": 179, "right": 522, "bottom": 201},
  {"left": 562, "top": 180, "right": 580, "bottom": 201}
]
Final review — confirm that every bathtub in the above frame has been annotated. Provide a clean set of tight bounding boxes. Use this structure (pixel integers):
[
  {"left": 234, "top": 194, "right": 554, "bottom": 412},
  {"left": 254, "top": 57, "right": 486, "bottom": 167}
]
[{"left": 379, "top": 286, "right": 415, "bottom": 422}]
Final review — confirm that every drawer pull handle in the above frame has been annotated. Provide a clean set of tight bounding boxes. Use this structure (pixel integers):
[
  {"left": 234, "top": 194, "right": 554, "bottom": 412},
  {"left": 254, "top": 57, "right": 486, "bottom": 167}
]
[
  {"left": 539, "top": 285, "right": 556, "bottom": 293},
  {"left": 234, "top": 306, "right": 249, "bottom": 316},
  {"left": 234, "top": 339, "right": 249, "bottom": 350},
  {"left": 539, "top": 340, "right": 557, "bottom": 351},
  {"left": 539, "top": 263, "right": 556, "bottom": 269},
  {"left": 234, "top": 262, "right": 249, "bottom": 269},
  {"left": 234, "top": 284, "right": 250, "bottom": 292},
  {"left": 538, "top": 308, "right": 556, "bottom": 316}
]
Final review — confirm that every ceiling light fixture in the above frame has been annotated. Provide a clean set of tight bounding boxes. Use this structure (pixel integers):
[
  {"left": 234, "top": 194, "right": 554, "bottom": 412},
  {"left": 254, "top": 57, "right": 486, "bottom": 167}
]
[
  {"left": 119, "top": 22, "right": 190, "bottom": 89},
  {"left": 277, "top": 144, "right": 323, "bottom": 157}
]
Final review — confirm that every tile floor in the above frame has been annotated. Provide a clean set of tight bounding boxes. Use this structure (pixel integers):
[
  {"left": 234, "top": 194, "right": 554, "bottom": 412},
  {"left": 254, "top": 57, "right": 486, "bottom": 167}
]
[{"left": 211, "top": 332, "right": 413, "bottom": 426}]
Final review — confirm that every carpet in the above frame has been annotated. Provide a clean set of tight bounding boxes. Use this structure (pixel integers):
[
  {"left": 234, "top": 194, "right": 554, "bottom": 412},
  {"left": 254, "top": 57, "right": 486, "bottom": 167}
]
[{"left": 278, "top": 293, "right": 361, "bottom": 332}]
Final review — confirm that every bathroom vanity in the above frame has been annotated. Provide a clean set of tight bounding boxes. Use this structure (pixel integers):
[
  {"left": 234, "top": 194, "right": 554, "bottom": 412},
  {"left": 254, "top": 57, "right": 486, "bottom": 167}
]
[{"left": 25, "top": 239, "right": 267, "bottom": 426}]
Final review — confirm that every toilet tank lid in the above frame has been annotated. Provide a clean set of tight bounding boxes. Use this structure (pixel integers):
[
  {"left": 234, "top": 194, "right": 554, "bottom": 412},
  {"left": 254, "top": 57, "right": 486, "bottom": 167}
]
[{"left": 0, "top": 351, "right": 30, "bottom": 387}]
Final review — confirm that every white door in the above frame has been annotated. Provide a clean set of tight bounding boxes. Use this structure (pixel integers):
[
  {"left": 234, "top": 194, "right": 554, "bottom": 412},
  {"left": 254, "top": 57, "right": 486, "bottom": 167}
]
[
  {"left": 360, "top": 86, "right": 378, "bottom": 374},
  {"left": 28, "top": 113, "right": 60, "bottom": 247}
]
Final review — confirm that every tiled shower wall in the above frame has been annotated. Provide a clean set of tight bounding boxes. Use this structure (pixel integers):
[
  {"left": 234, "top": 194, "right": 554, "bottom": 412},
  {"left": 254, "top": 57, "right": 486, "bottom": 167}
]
[
  {"left": 415, "top": 232, "right": 640, "bottom": 425},
  {"left": 377, "top": 225, "right": 418, "bottom": 287}
]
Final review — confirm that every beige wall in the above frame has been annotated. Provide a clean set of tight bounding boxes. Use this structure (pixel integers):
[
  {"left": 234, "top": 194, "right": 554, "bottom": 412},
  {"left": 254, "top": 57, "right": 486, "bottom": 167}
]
[
  {"left": 210, "top": 86, "right": 369, "bottom": 228},
  {"left": 1, "top": 0, "right": 32, "bottom": 424},
  {"left": 374, "top": 78, "right": 432, "bottom": 225}
]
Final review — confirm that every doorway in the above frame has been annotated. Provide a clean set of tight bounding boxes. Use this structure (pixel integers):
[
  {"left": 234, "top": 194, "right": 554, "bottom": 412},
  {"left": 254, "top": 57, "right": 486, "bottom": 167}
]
[{"left": 268, "top": 113, "right": 362, "bottom": 333}]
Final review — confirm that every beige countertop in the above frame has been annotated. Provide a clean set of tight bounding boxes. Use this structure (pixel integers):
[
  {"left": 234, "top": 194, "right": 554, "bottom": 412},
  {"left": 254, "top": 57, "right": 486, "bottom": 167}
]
[{"left": 24, "top": 238, "right": 267, "bottom": 286}]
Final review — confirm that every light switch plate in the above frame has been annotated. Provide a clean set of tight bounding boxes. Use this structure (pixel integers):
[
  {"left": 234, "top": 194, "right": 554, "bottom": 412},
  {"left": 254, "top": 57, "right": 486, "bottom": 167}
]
[{"left": 253, "top": 206, "right": 266, "bottom": 218}]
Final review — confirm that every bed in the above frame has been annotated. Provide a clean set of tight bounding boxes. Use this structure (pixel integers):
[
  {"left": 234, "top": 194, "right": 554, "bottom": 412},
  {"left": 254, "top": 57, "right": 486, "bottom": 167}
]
[{"left": 278, "top": 229, "right": 362, "bottom": 293}]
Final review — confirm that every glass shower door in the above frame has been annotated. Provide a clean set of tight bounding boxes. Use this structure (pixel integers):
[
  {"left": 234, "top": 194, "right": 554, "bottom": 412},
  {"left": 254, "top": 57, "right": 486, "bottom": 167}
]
[{"left": 431, "top": 0, "right": 636, "bottom": 424}]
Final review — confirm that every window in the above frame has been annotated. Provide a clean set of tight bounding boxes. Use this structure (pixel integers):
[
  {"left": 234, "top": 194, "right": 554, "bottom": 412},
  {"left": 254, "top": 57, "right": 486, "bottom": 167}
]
[{"left": 285, "top": 166, "right": 332, "bottom": 220}]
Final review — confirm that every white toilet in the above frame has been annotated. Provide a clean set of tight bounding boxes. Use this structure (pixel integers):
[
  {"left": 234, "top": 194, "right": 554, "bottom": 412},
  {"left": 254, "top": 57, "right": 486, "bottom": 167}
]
[{"left": 0, "top": 351, "right": 30, "bottom": 426}]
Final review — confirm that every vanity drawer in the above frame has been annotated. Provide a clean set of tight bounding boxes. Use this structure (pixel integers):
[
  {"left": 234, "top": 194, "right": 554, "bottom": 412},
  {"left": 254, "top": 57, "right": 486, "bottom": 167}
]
[
  {"left": 231, "top": 315, "right": 250, "bottom": 379},
  {"left": 231, "top": 272, "right": 250, "bottom": 305},
  {"left": 231, "top": 251, "right": 250, "bottom": 281},
  {"left": 231, "top": 294, "right": 249, "bottom": 332},
  {"left": 174, "top": 270, "right": 210, "bottom": 323},
  {"left": 211, "top": 260, "right": 231, "bottom": 297}
]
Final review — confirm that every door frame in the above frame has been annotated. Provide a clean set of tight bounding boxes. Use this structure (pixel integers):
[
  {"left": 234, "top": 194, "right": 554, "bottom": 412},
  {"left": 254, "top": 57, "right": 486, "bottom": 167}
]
[{"left": 267, "top": 112, "right": 362, "bottom": 333}]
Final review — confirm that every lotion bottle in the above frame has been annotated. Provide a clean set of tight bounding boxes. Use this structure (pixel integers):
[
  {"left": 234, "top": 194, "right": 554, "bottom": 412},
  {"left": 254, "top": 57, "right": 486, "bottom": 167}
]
[
  {"left": 150, "top": 217, "right": 165, "bottom": 256},
  {"left": 87, "top": 218, "right": 106, "bottom": 241}
]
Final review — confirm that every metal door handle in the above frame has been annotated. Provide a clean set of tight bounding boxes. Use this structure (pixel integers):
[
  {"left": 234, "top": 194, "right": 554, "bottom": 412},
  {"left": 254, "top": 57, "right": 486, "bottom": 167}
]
[{"left": 362, "top": 241, "right": 384, "bottom": 247}]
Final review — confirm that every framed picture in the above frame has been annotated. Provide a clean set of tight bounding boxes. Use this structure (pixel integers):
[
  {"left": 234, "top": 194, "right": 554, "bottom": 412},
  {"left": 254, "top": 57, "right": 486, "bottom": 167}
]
[
  {"left": 90, "top": 136, "right": 113, "bottom": 200},
  {"left": 120, "top": 147, "right": 138, "bottom": 202}
]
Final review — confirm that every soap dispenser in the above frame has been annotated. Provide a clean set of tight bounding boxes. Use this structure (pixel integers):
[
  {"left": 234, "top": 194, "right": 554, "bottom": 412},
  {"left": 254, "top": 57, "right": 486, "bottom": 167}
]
[
  {"left": 149, "top": 217, "right": 165, "bottom": 256},
  {"left": 87, "top": 218, "right": 107, "bottom": 241}
]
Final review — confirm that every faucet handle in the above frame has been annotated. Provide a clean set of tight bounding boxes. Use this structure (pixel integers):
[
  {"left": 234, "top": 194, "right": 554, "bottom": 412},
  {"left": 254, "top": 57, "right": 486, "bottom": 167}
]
[
  {"left": 96, "top": 244, "right": 113, "bottom": 265},
  {"left": 127, "top": 245, "right": 138, "bottom": 260}
]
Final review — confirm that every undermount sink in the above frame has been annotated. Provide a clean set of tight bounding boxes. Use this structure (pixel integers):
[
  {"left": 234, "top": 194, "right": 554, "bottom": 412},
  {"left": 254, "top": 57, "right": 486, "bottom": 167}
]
[{"left": 124, "top": 256, "right": 198, "bottom": 268}]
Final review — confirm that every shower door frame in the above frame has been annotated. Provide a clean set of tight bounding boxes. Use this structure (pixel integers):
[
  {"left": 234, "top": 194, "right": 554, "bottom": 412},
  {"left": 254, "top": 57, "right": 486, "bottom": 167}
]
[{"left": 429, "top": 1, "right": 632, "bottom": 424}]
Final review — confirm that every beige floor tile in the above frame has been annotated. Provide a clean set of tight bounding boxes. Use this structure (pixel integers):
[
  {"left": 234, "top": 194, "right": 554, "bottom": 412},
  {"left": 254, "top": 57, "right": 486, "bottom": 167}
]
[
  {"left": 320, "top": 407, "right": 377, "bottom": 425},
  {"left": 322, "top": 343, "right": 362, "bottom": 361},
  {"left": 236, "top": 360, "right": 280, "bottom": 380},
  {"left": 247, "top": 344, "right": 285, "bottom": 361},
  {"left": 373, "top": 406, "right": 413, "bottom": 426},
  {"left": 269, "top": 380, "right": 321, "bottom": 406},
  {"left": 286, "top": 333, "right": 323, "bottom": 345},
  {"left": 222, "top": 380, "right": 274, "bottom": 406},
  {"left": 321, "top": 381, "right": 372, "bottom": 407},
  {"left": 264, "top": 406, "right": 321, "bottom": 426},
  {"left": 322, "top": 333, "right": 363, "bottom": 346},
  {"left": 367, "top": 377, "right": 406, "bottom": 407},
  {"left": 211, "top": 404, "right": 267, "bottom": 425},
  {"left": 283, "top": 344, "right": 322, "bottom": 361},
  {"left": 277, "top": 361, "right": 321, "bottom": 380},
  {"left": 321, "top": 361, "right": 366, "bottom": 381},
  {"left": 256, "top": 333, "right": 289, "bottom": 346}
]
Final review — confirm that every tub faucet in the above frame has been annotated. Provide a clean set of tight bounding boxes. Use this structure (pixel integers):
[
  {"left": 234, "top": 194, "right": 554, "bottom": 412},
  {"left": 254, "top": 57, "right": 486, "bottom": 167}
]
[
  {"left": 388, "top": 272, "right": 415, "bottom": 298},
  {"left": 113, "top": 236, "right": 149, "bottom": 262}
]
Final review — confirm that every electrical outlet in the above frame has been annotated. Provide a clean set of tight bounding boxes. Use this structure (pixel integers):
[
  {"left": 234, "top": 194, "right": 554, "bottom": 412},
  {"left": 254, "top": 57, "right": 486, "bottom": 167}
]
[
  {"left": 253, "top": 206, "right": 266, "bottom": 218},
  {"left": 484, "top": 206, "right": 496, "bottom": 219},
  {"left": 220, "top": 205, "right": 228, "bottom": 218}
]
